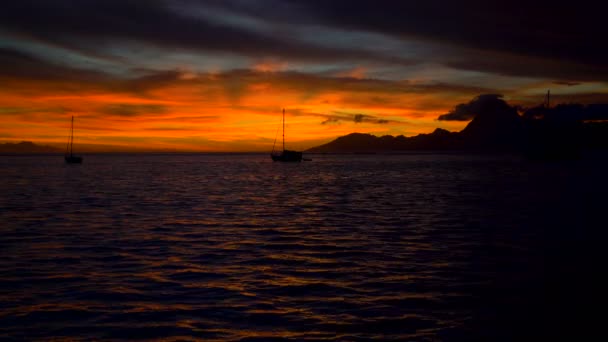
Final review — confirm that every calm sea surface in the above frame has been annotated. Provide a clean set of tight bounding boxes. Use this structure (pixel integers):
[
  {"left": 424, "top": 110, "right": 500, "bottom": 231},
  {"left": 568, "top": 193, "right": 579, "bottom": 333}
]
[{"left": 1, "top": 153, "right": 606, "bottom": 341}]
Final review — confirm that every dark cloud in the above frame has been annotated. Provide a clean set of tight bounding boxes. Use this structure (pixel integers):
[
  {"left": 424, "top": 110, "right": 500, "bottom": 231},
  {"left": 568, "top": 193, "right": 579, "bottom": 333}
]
[
  {"left": 216, "top": 69, "right": 493, "bottom": 97},
  {"left": 353, "top": 114, "right": 366, "bottom": 123},
  {"left": 441, "top": 49, "right": 608, "bottom": 82},
  {"left": 554, "top": 81, "right": 581, "bottom": 87},
  {"left": 0, "top": 106, "right": 68, "bottom": 117},
  {"left": 0, "top": 47, "right": 193, "bottom": 94},
  {"left": 0, "top": 47, "right": 111, "bottom": 83},
  {"left": 3, "top": 1, "right": 604, "bottom": 81},
  {"left": 201, "top": 0, "right": 608, "bottom": 81},
  {"left": 0, "top": 0, "right": 414, "bottom": 66},
  {"left": 100, "top": 104, "right": 168, "bottom": 117},
  {"left": 125, "top": 70, "right": 185, "bottom": 93},
  {"left": 353, "top": 113, "right": 388, "bottom": 123},
  {"left": 321, "top": 117, "right": 340, "bottom": 125},
  {"left": 438, "top": 104, "right": 477, "bottom": 121},
  {"left": 3, "top": 41, "right": 604, "bottom": 117},
  {"left": 438, "top": 94, "right": 512, "bottom": 121},
  {"left": 0, "top": 45, "right": 496, "bottom": 102},
  {"left": 315, "top": 111, "right": 394, "bottom": 125}
]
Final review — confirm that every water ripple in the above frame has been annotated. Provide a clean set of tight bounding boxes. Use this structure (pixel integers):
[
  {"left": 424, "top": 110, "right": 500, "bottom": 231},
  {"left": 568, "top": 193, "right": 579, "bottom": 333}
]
[{"left": 1, "top": 153, "right": 606, "bottom": 340}]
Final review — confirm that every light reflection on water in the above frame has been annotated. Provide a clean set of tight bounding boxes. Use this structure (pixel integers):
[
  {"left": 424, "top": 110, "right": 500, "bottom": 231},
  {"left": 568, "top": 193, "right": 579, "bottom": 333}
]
[{"left": 0, "top": 153, "right": 605, "bottom": 340}]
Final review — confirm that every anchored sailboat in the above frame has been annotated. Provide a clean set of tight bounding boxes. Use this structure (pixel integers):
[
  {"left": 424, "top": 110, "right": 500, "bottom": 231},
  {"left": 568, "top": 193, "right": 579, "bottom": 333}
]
[
  {"left": 271, "top": 108, "right": 303, "bottom": 162},
  {"left": 65, "top": 115, "right": 82, "bottom": 164}
]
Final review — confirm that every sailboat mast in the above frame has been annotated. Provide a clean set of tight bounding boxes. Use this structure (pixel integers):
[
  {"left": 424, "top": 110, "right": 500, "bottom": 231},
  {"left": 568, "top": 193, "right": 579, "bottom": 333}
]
[
  {"left": 70, "top": 115, "right": 74, "bottom": 156},
  {"left": 282, "top": 108, "right": 285, "bottom": 151}
]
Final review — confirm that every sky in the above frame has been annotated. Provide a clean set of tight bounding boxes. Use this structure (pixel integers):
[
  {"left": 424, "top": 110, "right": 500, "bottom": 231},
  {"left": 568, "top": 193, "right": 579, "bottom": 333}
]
[{"left": 1, "top": 0, "right": 607, "bottom": 151}]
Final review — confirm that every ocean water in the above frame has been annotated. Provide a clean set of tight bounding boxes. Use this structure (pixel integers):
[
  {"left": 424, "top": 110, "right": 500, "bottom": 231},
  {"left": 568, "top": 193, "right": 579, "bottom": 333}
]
[{"left": 1, "top": 153, "right": 606, "bottom": 341}]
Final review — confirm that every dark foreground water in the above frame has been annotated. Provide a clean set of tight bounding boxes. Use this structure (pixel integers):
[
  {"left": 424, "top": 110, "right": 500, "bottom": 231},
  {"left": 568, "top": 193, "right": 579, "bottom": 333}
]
[{"left": 1, "top": 153, "right": 606, "bottom": 341}]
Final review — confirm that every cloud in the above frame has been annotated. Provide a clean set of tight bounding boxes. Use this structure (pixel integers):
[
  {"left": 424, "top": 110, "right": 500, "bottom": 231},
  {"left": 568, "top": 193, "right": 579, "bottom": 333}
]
[
  {"left": 100, "top": 104, "right": 168, "bottom": 117},
  {"left": 353, "top": 114, "right": 366, "bottom": 123},
  {"left": 4, "top": 1, "right": 606, "bottom": 83},
  {"left": 321, "top": 117, "right": 340, "bottom": 125},
  {"left": 199, "top": 1, "right": 608, "bottom": 81},
  {"left": 0, "top": 0, "right": 415, "bottom": 66},
  {"left": 315, "top": 111, "right": 395, "bottom": 125},
  {"left": 0, "top": 47, "right": 111, "bottom": 84},
  {"left": 437, "top": 104, "right": 476, "bottom": 121},
  {"left": 0, "top": 47, "right": 191, "bottom": 94},
  {"left": 438, "top": 94, "right": 512, "bottom": 121},
  {"left": 252, "top": 59, "right": 290, "bottom": 72},
  {"left": 353, "top": 113, "right": 388, "bottom": 124},
  {"left": 554, "top": 81, "right": 581, "bottom": 87},
  {"left": 0, "top": 45, "right": 498, "bottom": 120},
  {"left": 214, "top": 69, "right": 493, "bottom": 99}
]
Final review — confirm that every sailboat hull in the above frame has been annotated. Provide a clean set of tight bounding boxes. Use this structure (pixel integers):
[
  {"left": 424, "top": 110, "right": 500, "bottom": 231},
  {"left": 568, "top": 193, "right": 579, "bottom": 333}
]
[
  {"left": 271, "top": 150, "right": 302, "bottom": 162},
  {"left": 65, "top": 155, "right": 83, "bottom": 164}
]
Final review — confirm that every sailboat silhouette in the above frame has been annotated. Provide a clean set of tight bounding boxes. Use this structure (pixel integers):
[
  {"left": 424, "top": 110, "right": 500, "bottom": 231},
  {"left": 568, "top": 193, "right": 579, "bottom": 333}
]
[
  {"left": 271, "top": 108, "right": 303, "bottom": 162},
  {"left": 65, "top": 115, "right": 83, "bottom": 164}
]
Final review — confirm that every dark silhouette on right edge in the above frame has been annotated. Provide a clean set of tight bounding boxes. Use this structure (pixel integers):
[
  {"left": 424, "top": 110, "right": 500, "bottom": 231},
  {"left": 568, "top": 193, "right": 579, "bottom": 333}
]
[{"left": 307, "top": 93, "right": 608, "bottom": 159}]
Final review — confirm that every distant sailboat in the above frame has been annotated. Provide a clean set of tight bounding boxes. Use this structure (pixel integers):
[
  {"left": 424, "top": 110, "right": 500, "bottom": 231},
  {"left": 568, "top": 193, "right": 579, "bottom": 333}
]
[
  {"left": 524, "top": 89, "right": 581, "bottom": 160},
  {"left": 65, "top": 115, "right": 82, "bottom": 164},
  {"left": 271, "top": 108, "right": 303, "bottom": 162}
]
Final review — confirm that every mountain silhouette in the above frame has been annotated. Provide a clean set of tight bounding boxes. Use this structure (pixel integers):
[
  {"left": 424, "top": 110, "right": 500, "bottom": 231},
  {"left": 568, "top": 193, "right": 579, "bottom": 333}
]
[
  {"left": 307, "top": 94, "right": 608, "bottom": 156},
  {"left": 0, "top": 141, "right": 61, "bottom": 154},
  {"left": 307, "top": 129, "right": 461, "bottom": 153},
  {"left": 459, "top": 95, "right": 523, "bottom": 151}
]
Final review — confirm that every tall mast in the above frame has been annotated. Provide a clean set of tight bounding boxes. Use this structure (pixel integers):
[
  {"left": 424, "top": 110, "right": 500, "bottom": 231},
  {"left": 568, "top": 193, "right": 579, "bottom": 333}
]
[
  {"left": 282, "top": 108, "right": 285, "bottom": 151},
  {"left": 547, "top": 90, "right": 550, "bottom": 108},
  {"left": 70, "top": 116, "right": 74, "bottom": 156}
]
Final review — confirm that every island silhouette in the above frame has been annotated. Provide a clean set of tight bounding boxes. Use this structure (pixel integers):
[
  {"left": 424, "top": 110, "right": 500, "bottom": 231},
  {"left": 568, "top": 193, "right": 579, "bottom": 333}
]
[
  {"left": 307, "top": 94, "right": 608, "bottom": 158},
  {"left": 0, "top": 141, "right": 60, "bottom": 154}
]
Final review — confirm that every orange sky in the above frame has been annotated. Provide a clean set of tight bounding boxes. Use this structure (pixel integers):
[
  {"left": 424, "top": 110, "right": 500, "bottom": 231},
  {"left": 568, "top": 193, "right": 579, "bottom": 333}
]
[
  {"left": 0, "top": 69, "right": 480, "bottom": 152},
  {"left": 1, "top": 2, "right": 607, "bottom": 152},
  {"left": 3, "top": 68, "right": 607, "bottom": 151}
]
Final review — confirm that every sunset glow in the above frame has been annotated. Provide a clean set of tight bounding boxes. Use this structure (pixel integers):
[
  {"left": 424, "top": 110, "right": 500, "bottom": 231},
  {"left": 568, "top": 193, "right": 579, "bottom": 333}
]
[{"left": 1, "top": 1, "right": 607, "bottom": 151}]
